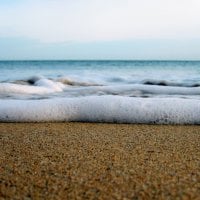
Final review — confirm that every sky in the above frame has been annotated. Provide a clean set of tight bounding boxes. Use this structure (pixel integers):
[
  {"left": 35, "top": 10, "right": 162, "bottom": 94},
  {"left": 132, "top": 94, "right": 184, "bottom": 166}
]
[{"left": 0, "top": 0, "right": 200, "bottom": 60}]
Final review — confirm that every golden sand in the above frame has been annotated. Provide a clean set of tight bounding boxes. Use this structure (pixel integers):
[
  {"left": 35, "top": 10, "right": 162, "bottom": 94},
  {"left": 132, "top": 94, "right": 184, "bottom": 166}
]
[{"left": 0, "top": 123, "right": 200, "bottom": 199}]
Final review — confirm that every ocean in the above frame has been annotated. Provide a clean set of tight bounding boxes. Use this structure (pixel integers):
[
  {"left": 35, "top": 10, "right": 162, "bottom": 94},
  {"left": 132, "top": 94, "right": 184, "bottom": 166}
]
[{"left": 0, "top": 60, "right": 200, "bottom": 123}]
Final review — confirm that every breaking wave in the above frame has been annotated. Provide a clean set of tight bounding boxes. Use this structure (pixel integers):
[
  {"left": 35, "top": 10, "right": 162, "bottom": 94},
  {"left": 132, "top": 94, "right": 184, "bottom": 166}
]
[{"left": 1, "top": 76, "right": 200, "bottom": 99}]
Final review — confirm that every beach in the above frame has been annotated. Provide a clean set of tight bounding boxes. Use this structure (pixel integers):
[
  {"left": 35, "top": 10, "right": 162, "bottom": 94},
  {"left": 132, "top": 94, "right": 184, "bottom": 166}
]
[{"left": 0, "top": 123, "right": 200, "bottom": 199}]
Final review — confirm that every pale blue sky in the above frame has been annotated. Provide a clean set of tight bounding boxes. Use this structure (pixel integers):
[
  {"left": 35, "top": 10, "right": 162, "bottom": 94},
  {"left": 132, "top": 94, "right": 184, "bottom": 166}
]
[{"left": 0, "top": 0, "right": 200, "bottom": 60}]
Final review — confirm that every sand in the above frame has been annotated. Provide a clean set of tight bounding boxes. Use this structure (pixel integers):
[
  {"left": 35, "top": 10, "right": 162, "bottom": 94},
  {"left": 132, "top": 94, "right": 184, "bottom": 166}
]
[{"left": 0, "top": 123, "right": 200, "bottom": 199}]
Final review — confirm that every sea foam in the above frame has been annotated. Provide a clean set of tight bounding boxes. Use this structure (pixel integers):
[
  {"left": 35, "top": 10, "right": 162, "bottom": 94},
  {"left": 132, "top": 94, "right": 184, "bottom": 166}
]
[
  {"left": 2, "top": 81, "right": 200, "bottom": 98},
  {"left": 0, "top": 78, "right": 65, "bottom": 95},
  {"left": 0, "top": 96, "right": 200, "bottom": 124}
]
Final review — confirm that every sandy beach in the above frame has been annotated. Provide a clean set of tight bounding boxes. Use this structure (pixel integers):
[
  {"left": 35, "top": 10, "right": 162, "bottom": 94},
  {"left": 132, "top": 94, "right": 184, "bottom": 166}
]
[{"left": 0, "top": 123, "right": 200, "bottom": 199}]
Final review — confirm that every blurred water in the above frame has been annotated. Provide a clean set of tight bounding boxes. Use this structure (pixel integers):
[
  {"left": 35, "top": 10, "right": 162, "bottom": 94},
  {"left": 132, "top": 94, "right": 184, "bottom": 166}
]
[
  {"left": 0, "top": 60, "right": 200, "bottom": 83},
  {"left": 1, "top": 60, "right": 200, "bottom": 99}
]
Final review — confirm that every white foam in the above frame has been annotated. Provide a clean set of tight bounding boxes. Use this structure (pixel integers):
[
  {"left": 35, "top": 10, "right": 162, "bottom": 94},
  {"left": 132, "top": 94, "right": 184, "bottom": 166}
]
[
  {"left": 0, "top": 96, "right": 200, "bottom": 124},
  {"left": 35, "top": 79, "right": 65, "bottom": 92},
  {"left": 0, "top": 79, "right": 65, "bottom": 95}
]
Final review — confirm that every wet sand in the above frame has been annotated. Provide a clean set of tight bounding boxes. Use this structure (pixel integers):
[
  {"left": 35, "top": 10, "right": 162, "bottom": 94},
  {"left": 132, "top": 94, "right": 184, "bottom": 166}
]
[{"left": 0, "top": 123, "right": 200, "bottom": 199}]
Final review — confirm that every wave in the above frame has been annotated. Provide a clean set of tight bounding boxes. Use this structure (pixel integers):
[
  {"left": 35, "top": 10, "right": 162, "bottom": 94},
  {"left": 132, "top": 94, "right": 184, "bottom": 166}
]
[
  {"left": 11, "top": 75, "right": 200, "bottom": 88},
  {"left": 0, "top": 78, "right": 65, "bottom": 95},
  {"left": 1, "top": 82, "right": 200, "bottom": 99},
  {"left": 1, "top": 75, "right": 200, "bottom": 99},
  {"left": 0, "top": 96, "right": 200, "bottom": 124}
]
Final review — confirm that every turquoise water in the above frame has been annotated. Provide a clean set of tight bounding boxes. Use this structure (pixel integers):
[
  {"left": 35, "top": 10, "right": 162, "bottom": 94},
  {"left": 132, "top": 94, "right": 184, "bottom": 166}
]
[{"left": 0, "top": 60, "right": 200, "bottom": 82}]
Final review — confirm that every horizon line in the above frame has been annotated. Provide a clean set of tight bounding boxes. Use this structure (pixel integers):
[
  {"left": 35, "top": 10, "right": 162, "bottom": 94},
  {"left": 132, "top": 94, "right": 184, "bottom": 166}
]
[{"left": 0, "top": 59, "right": 200, "bottom": 62}]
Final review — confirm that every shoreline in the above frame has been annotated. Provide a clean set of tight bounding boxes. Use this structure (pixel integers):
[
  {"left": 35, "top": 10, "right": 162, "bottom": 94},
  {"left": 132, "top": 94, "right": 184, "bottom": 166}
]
[{"left": 0, "top": 123, "right": 200, "bottom": 199}]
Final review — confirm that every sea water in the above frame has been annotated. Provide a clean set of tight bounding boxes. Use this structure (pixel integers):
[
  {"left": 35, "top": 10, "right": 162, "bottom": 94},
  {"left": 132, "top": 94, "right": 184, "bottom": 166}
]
[{"left": 0, "top": 60, "right": 200, "bottom": 123}]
